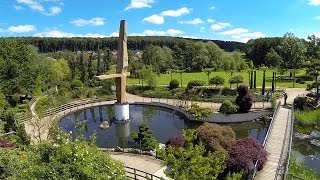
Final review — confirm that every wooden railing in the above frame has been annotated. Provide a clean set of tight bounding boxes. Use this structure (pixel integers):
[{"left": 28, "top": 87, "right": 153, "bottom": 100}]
[{"left": 125, "top": 166, "right": 162, "bottom": 180}]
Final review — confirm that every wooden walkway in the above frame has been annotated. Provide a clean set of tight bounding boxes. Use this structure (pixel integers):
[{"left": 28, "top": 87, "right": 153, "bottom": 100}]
[{"left": 254, "top": 105, "right": 293, "bottom": 180}]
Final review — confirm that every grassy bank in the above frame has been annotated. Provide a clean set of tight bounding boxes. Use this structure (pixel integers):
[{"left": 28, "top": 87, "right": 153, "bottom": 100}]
[{"left": 127, "top": 70, "right": 310, "bottom": 88}]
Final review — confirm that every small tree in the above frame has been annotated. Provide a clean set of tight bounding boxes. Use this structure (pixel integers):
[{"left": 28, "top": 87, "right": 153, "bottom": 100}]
[
  {"left": 196, "top": 122, "right": 236, "bottom": 155},
  {"left": 229, "top": 75, "right": 244, "bottom": 88},
  {"left": 162, "top": 129, "right": 226, "bottom": 179},
  {"left": 203, "top": 68, "right": 214, "bottom": 84},
  {"left": 227, "top": 137, "right": 268, "bottom": 172},
  {"left": 169, "top": 79, "right": 179, "bottom": 90},
  {"left": 131, "top": 124, "right": 158, "bottom": 151},
  {"left": 209, "top": 76, "right": 225, "bottom": 88}
]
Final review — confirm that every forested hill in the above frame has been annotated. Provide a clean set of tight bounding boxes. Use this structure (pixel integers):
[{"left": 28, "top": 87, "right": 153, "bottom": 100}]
[{"left": 7, "top": 36, "right": 245, "bottom": 53}]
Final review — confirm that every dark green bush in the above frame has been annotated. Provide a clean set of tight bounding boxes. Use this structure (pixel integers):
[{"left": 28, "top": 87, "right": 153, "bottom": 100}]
[
  {"left": 297, "top": 75, "right": 313, "bottom": 81},
  {"left": 209, "top": 76, "right": 225, "bottom": 87},
  {"left": 187, "top": 80, "right": 206, "bottom": 89},
  {"left": 221, "top": 87, "right": 237, "bottom": 96},
  {"left": 169, "top": 79, "right": 179, "bottom": 90},
  {"left": 219, "top": 100, "right": 238, "bottom": 114},
  {"left": 70, "top": 80, "right": 84, "bottom": 90},
  {"left": 294, "top": 97, "right": 307, "bottom": 111}
]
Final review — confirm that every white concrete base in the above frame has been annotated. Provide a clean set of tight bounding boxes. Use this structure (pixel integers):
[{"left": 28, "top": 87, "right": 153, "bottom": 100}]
[{"left": 114, "top": 103, "right": 129, "bottom": 121}]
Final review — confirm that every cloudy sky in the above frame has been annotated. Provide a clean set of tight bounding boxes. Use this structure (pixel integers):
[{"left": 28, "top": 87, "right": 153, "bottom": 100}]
[{"left": 0, "top": 0, "right": 320, "bottom": 42}]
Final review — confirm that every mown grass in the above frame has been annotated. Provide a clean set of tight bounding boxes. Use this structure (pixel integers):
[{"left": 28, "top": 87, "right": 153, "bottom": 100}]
[{"left": 127, "top": 69, "right": 310, "bottom": 88}]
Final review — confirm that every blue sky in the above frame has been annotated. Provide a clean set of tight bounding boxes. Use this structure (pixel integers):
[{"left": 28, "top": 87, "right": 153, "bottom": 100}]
[{"left": 0, "top": 0, "right": 320, "bottom": 42}]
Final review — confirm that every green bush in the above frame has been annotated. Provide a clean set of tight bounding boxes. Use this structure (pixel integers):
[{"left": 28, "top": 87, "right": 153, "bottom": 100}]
[
  {"left": 131, "top": 124, "right": 158, "bottom": 151},
  {"left": 229, "top": 75, "right": 244, "bottom": 87},
  {"left": 35, "top": 97, "right": 50, "bottom": 114},
  {"left": 294, "top": 97, "right": 307, "bottom": 111},
  {"left": 270, "top": 96, "right": 277, "bottom": 110},
  {"left": 209, "top": 76, "right": 225, "bottom": 87},
  {"left": 219, "top": 100, "right": 238, "bottom": 114},
  {"left": 187, "top": 103, "right": 213, "bottom": 121},
  {"left": 70, "top": 79, "right": 84, "bottom": 90},
  {"left": 221, "top": 87, "right": 237, "bottom": 96},
  {"left": 187, "top": 80, "right": 206, "bottom": 89},
  {"left": 169, "top": 79, "right": 179, "bottom": 90}
]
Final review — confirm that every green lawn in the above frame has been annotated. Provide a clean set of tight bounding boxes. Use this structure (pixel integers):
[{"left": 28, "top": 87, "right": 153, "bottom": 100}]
[{"left": 127, "top": 69, "right": 311, "bottom": 88}]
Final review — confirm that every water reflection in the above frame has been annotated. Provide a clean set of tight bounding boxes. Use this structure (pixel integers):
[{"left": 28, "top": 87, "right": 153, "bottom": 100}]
[
  {"left": 292, "top": 138, "right": 320, "bottom": 175},
  {"left": 59, "top": 105, "right": 268, "bottom": 148}
]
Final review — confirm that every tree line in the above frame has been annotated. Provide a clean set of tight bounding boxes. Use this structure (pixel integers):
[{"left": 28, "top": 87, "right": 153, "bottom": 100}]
[{"left": 2, "top": 36, "right": 245, "bottom": 53}]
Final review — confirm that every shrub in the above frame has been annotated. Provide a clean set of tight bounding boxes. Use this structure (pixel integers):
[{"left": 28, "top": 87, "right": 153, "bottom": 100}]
[
  {"left": 235, "top": 85, "right": 252, "bottom": 113},
  {"left": 270, "top": 96, "right": 277, "bottom": 110},
  {"left": 209, "top": 76, "right": 225, "bottom": 87},
  {"left": 297, "top": 75, "right": 313, "bottom": 81},
  {"left": 229, "top": 75, "right": 244, "bottom": 87},
  {"left": 35, "top": 97, "right": 50, "bottom": 114},
  {"left": 221, "top": 87, "right": 237, "bottom": 96},
  {"left": 131, "top": 124, "right": 158, "bottom": 151},
  {"left": 70, "top": 79, "right": 84, "bottom": 90},
  {"left": 227, "top": 137, "right": 268, "bottom": 172},
  {"left": 294, "top": 97, "right": 307, "bottom": 111},
  {"left": 169, "top": 79, "right": 179, "bottom": 90},
  {"left": 187, "top": 103, "right": 213, "bottom": 121},
  {"left": 0, "top": 139, "right": 15, "bottom": 148},
  {"left": 166, "top": 136, "right": 184, "bottom": 148},
  {"left": 187, "top": 80, "right": 206, "bottom": 89},
  {"left": 220, "top": 100, "right": 238, "bottom": 114},
  {"left": 196, "top": 122, "right": 236, "bottom": 155}
]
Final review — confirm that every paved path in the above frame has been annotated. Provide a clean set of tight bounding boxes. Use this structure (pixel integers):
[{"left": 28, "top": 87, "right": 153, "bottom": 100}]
[
  {"left": 110, "top": 152, "right": 170, "bottom": 179},
  {"left": 126, "top": 93, "right": 270, "bottom": 110},
  {"left": 254, "top": 88, "right": 308, "bottom": 180}
]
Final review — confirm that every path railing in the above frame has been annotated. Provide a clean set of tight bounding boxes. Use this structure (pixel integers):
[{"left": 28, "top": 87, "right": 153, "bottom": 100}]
[
  {"left": 252, "top": 101, "right": 281, "bottom": 178},
  {"left": 14, "top": 97, "right": 37, "bottom": 124},
  {"left": 125, "top": 166, "right": 162, "bottom": 180},
  {"left": 274, "top": 107, "right": 292, "bottom": 180}
]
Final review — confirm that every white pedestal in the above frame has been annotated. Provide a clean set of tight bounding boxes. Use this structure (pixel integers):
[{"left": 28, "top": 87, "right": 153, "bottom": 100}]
[{"left": 114, "top": 103, "right": 129, "bottom": 121}]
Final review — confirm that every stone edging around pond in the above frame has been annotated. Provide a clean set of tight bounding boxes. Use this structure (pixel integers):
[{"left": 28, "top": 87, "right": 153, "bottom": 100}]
[{"left": 294, "top": 130, "right": 320, "bottom": 147}]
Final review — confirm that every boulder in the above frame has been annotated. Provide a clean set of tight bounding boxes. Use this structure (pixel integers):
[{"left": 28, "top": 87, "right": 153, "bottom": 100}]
[
  {"left": 294, "top": 133, "right": 310, "bottom": 140},
  {"left": 310, "top": 139, "right": 320, "bottom": 147},
  {"left": 310, "top": 130, "right": 320, "bottom": 139}
]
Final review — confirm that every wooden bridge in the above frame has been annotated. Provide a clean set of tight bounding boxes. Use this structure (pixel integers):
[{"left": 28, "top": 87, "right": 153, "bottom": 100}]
[{"left": 254, "top": 102, "right": 294, "bottom": 180}]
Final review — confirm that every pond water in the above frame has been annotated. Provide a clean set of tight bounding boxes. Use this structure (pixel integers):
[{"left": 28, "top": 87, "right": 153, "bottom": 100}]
[
  {"left": 59, "top": 105, "right": 269, "bottom": 148},
  {"left": 292, "top": 138, "right": 320, "bottom": 175}
]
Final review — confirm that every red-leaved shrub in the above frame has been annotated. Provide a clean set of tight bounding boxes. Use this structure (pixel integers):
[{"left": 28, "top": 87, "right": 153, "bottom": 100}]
[
  {"left": 0, "top": 139, "right": 15, "bottom": 148},
  {"left": 227, "top": 137, "right": 268, "bottom": 172},
  {"left": 166, "top": 136, "right": 185, "bottom": 148}
]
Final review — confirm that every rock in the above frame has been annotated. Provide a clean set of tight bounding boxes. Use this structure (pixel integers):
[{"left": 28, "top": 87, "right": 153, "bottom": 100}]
[
  {"left": 294, "top": 133, "right": 310, "bottom": 140},
  {"left": 99, "top": 121, "right": 109, "bottom": 129},
  {"left": 310, "top": 139, "right": 320, "bottom": 147},
  {"left": 150, "top": 150, "right": 156, "bottom": 157},
  {"left": 310, "top": 130, "right": 320, "bottom": 139}
]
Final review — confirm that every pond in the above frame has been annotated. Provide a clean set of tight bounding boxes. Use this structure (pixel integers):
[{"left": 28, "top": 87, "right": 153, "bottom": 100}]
[
  {"left": 292, "top": 138, "right": 320, "bottom": 175},
  {"left": 59, "top": 105, "right": 269, "bottom": 149}
]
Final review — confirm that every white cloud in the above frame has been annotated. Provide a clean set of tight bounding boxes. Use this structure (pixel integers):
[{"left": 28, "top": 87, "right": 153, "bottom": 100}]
[
  {"left": 14, "top": 5, "right": 24, "bottom": 10},
  {"left": 210, "top": 22, "right": 231, "bottom": 30},
  {"left": 0, "top": 29, "right": 3, "bottom": 33},
  {"left": 125, "top": 0, "right": 154, "bottom": 10},
  {"left": 8, "top": 25, "right": 36, "bottom": 33},
  {"left": 314, "top": 16, "right": 320, "bottom": 20},
  {"left": 200, "top": 27, "right": 205, "bottom": 30},
  {"left": 309, "top": 0, "right": 320, "bottom": 6},
  {"left": 17, "top": 0, "right": 44, "bottom": 11},
  {"left": 34, "top": 30, "right": 107, "bottom": 38},
  {"left": 209, "top": 6, "right": 215, "bottom": 10},
  {"left": 110, "top": 32, "right": 119, "bottom": 37},
  {"left": 16, "top": 0, "right": 63, "bottom": 16},
  {"left": 161, "top": 7, "right": 190, "bottom": 17},
  {"left": 131, "top": 29, "right": 183, "bottom": 36},
  {"left": 71, "top": 18, "right": 105, "bottom": 26},
  {"left": 219, "top": 28, "right": 249, "bottom": 35},
  {"left": 179, "top": 18, "right": 203, "bottom": 25},
  {"left": 315, "top": 33, "right": 320, "bottom": 38},
  {"left": 143, "top": 14, "right": 164, "bottom": 24},
  {"left": 182, "top": 35, "right": 198, "bottom": 39},
  {"left": 207, "top": 19, "right": 215, "bottom": 23},
  {"left": 45, "top": 6, "right": 61, "bottom": 16}
]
